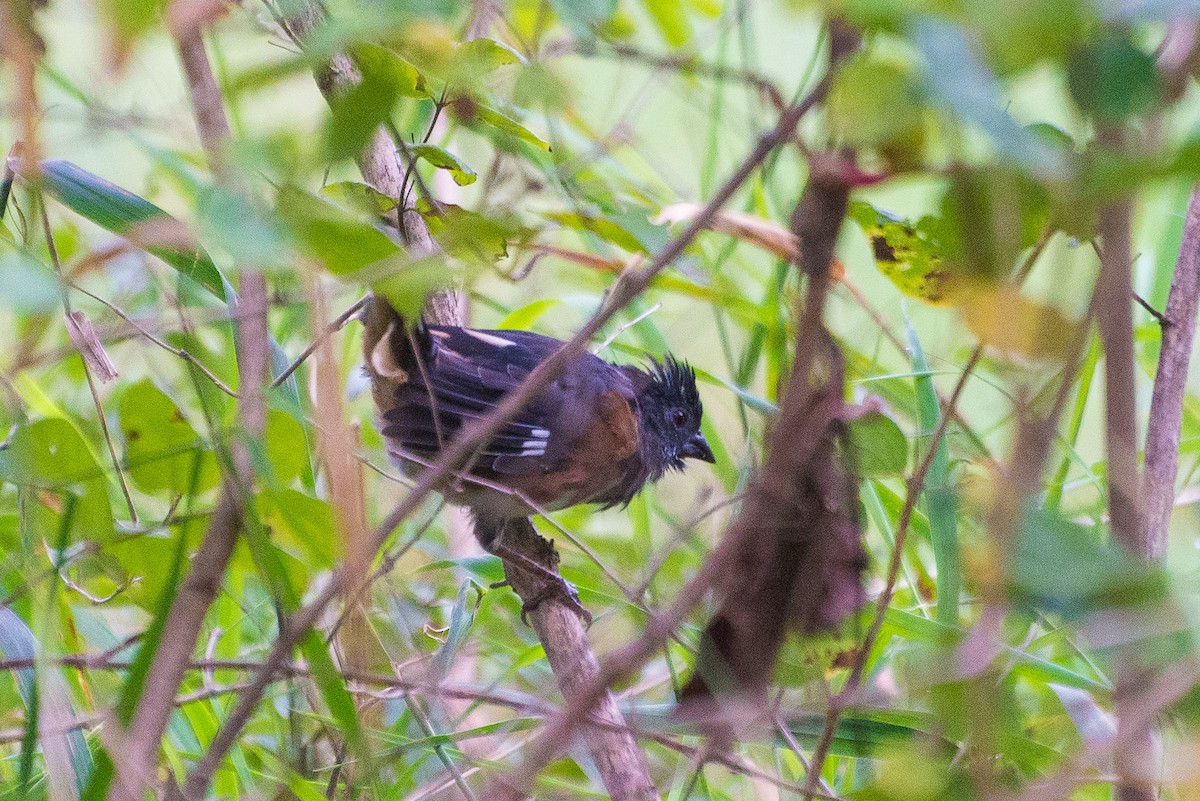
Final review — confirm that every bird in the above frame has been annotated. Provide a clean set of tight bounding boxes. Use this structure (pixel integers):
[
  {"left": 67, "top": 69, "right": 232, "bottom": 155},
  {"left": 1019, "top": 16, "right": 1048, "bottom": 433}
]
[{"left": 361, "top": 298, "right": 715, "bottom": 558}]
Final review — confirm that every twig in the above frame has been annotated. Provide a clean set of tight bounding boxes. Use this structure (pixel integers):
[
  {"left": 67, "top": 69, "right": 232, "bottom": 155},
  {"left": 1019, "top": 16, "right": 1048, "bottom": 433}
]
[
  {"left": 588, "top": 42, "right": 788, "bottom": 111},
  {"left": 271, "top": 295, "right": 369, "bottom": 387},
  {"left": 110, "top": 28, "right": 270, "bottom": 801},
  {"left": 67, "top": 280, "right": 239, "bottom": 397},
  {"left": 1132, "top": 291, "right": 1167, "bottom": 326},
  {"left": 1142, "top": 188, "right": 1200, "bottom": 558},
  {"left": 39, "top": 202, "right": 139, "bottom": 523}
]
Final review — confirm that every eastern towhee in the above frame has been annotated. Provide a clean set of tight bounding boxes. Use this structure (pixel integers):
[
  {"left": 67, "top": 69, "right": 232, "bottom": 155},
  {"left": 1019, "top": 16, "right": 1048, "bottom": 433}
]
[{"left": 362, "top": 298, "right": 715, "bottom": 550}]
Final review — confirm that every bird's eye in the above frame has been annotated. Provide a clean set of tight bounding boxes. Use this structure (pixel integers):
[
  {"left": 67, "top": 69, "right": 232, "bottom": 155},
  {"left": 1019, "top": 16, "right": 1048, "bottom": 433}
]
[{"left": 671, "top": 409, "right": 688, "bottom": 428}]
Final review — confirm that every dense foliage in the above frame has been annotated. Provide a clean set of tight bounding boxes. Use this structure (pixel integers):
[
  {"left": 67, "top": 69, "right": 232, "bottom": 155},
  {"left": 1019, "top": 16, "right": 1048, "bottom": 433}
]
[{"left": 4, "top": 0, "right": 1200, "bottom": 799}]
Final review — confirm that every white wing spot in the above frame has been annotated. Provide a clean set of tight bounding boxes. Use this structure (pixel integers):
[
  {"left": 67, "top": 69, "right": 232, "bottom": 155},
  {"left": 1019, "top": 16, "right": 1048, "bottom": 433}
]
[
  {"left": 530, "top": 428, "right": 550, "bottom": 438},
  {"left": 464, "top": 329, "right": 517, "bottom": 348}
]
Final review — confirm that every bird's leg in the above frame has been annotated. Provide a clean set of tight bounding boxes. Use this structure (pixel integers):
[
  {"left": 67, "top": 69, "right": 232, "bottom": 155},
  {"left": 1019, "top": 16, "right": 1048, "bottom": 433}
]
[
  {"left": 477, "top": 516, "right": 592, "bottom": 626},
  {"left": 513, "top": 574, "right": 591, "bottom": 627}
]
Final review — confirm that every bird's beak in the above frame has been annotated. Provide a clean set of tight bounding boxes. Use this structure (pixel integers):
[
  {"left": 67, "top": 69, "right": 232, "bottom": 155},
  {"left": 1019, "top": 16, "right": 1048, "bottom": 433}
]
[{"left": 682, "top": 432, "right": 716, "bottom": 463}]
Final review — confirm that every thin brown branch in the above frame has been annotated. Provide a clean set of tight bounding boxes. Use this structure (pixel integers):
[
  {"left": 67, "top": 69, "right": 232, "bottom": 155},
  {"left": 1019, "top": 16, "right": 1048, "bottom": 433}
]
[
  {"left": 279, "top": 1, "right": 462, "bottom": 325},
  {"left": 39, "top": 203, "right": 139, "bottom": 524},
  {"left": 110, "top": 27, "right": 270, "bottom": 801},
  {"left": 67, "top": 280, "right": 239, "bottom": 397},
  {"left": 492, "top": 518, "right": 657, "bottom": 801},
  {"left": 1142, "top": 188, "right": 1200, "bottom": 558},
  {"left": 585, "top": 42, "right": 788, "bottom": 111},
  {"left": 272, "top": 294, "right": 369, "bottom": 387},
  {"left": 1097, "top": 198, "right": 1144, "bottom": 557},
  {"left": 1097, "top": 130, "right": 1154, "bottom": 801}
]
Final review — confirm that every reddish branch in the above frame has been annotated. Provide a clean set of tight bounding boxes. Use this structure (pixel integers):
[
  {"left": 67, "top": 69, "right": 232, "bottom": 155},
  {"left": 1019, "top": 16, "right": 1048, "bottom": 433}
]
[
  {"left": 1096, "top": 132, "right": 1154, "bottom": 800},
  {"left": 1142, "top": 189, "right": 1200, "bottom": 558},
  {"left": 1097, "top": 197, "right": 1144, "bottom": 558}
]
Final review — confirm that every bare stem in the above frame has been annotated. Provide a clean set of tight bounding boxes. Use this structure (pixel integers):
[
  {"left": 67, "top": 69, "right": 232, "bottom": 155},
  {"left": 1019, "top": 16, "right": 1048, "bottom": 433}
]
[
  {"left": 1142, "top": 188, "right": 1200, "bottom": 558},
  {"left": 110, "top": 28, "right": 270, "bottom": 801}
]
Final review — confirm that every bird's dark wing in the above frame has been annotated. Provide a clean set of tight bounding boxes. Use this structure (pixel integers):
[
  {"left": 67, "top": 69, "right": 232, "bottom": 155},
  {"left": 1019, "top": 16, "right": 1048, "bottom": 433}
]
[{"left": 381, "top": 325, "right": 632, "bottom": 476}]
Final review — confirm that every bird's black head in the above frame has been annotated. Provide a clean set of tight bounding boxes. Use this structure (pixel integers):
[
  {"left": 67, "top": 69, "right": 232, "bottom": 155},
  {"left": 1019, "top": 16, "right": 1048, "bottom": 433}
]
[{"left": 638, "top": 355, "right": 715, "bottom": 473}]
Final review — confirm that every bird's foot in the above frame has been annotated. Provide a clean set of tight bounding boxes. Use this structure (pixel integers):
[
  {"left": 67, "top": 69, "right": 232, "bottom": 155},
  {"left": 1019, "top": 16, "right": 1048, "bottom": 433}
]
[{"left": 519, "top": 576, "right": 592, "bottom": 627}]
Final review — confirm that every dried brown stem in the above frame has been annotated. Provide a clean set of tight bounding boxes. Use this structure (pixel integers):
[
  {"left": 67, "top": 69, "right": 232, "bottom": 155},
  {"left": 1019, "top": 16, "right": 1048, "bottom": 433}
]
[
  {"left": 109, "top": 28, "right": 270, "bottom": 801},
  {"left": 1098, "top": 163, "right": 1154, "bottom": 801},
  {"left": 67, "top": 280, "right": 239, "bottom": 397}
]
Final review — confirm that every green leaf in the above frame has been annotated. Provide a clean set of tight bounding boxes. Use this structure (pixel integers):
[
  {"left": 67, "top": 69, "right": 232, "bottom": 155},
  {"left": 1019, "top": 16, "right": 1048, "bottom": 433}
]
[
  {"left": 0, "top": 248, "right": 62, "bottom": 313},
  {"left": 452, "top": 38, "right": 523, "bottom": 74},
  {"left": 351, "top": 43, "right": 428, "bottom": 98},
  {"left": 259, "top": 489, "right": 337, "bottom": 569},
  {"left": 911, "top": 18, "right": 1066, "bottom": 177},
  {"left": 847, "top": 410, "right": 908, "bottom": 477},
  {"left": 38, "top": 160, "right": 226, "bottom": 299},
  {"left": 965, "top": 0, "right": 1092, "bottom": 75},
  {"left": 828, "top": 55, "right": 925, "bottom": 149},
  {"left": 1012, "top": 509, "right": 1169, "bottom": 617},
  {"left": 417, "top": 199, "right": 520, "bottom": 261},
  {"left": 1068, "top": 34, "right": 1160, "bottom": 122},
  {"left": 642, "top": 0, "right": 691, "bottom": 45},
  {"left": 277, "top": 187, "right": 402, "bottom": 276},
  {"left": 299, "top": 629, "right": 362, "bottom": 750},
  {"left": 119, "top": 379, "right": 220, "bottom": 496},
  {"left": 325, "top": 43, "right": 429, "bottom": 161},
  {"left": 0, "top": 418, "right": 114, "bottom": 541},
  {"left": 264, "top": 410, "right": 307, "bottom": 486},
  {"left": 408, "top": 143, "right": 477, "bottom": 185},
  {"left": 99, "top": 0, "right": 165, "bottom": 62},
  {"left": 850, "top": 202, "right": 953, "bottom": 304},
  {"left": 543, "top": 210, "right": 646, "bottom": 252},
  {"left": 907, "top": 321, "right": 959, "bottom": 626},
  {"left": 550, "top": 0, "right": 618, "bottom": 38},
  {"left": 433, "top": 582, "right": 477, "bottom": 681},
  {"left": 321, "top": 181, "right": 399, "bottom": 216},
  {"left": 497, "top": 299, "right": 561, "bottom": 329},
  {"left": 454, "top": 101, "right": 551, "bottom": 150},
  {"left": 773, "top": 632, "right": 858, "bottom": 687}
]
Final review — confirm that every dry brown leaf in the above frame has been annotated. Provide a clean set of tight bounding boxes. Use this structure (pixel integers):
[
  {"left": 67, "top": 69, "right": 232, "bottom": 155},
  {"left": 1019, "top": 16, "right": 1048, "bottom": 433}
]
[
  {"left": 65, "top": 310, "right": 118, "bottom": 382},
  {"left": 655, "top": 202, "right": 845, "bottom": 280}
]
